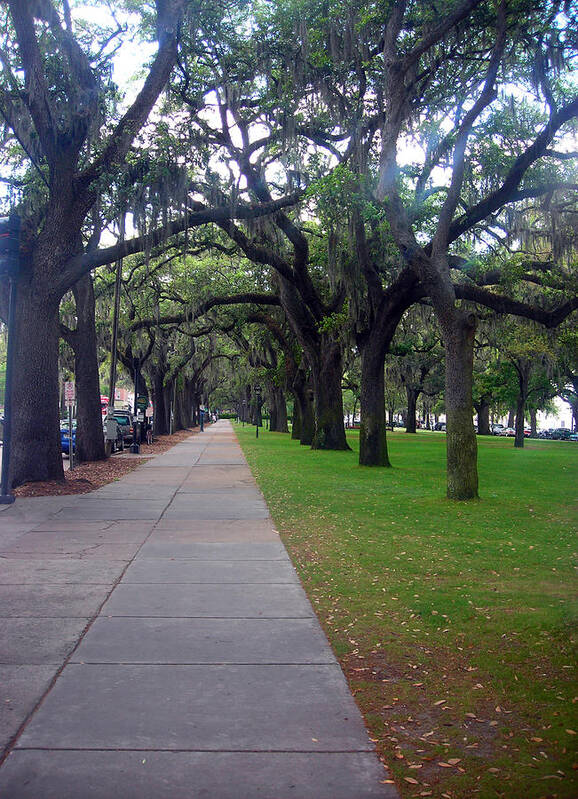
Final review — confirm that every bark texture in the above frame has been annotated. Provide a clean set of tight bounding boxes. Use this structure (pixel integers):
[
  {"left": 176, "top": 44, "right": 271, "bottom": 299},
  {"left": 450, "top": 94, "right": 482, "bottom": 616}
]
[
  {"left": 311, "top": 337, "right": 349, "bottom": 450},
  {"left": 475, "top": 399, "right": 491, "bottom": 435},
  {"left": 10, "top": 283, "right": 63, "bottom": 486},
  {"left": 359, "top": 345, "right": 390, "bottom": 466},
  {"left": 405, "top": 388, "right": 419, "bottom": 434},
  {"left": 443, "top": 313, "right": 478, "bottom": 500},
  {"left": 71, "top": 275, "right": 106, "bottom": 463}
]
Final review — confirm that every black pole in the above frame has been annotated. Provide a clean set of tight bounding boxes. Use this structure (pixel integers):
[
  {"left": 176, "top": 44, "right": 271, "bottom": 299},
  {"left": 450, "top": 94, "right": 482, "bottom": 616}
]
[
  {"left": 0, "top": 276, "right": 17, "bottom": 503},
  {"left": 255, "top": 387, "right": 261, "bottom": 439},
  {"left": 131, "top": 357, "right": 140, "bottom": 454},
  {"left": 108, "top": 214, "right": 124, "bottom": 409}
]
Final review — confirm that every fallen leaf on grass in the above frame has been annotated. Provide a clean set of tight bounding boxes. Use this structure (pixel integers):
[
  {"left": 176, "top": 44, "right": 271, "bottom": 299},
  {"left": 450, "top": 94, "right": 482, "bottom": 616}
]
[
  {"left": 433, "top": 699, "right": 446, "bottom": 706},
  {"left": 404, "top": 777, "right": 420, "bottom": 784},
  {"left": 566, "top": 729, "right": 576, "bottom": 735},
  {"left": 447, "top": 758, "right": 461, "bottom": 765}
]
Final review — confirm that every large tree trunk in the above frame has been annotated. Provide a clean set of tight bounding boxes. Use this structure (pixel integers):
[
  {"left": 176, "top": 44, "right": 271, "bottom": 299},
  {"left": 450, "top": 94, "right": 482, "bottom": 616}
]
[
  {"left": 291, "top": 368, "right": 314, "bottom": 445},
  {"left": 476, "top": 398, "right": 491, "bottom": 435},
  {"left": 276, "top": 278, "right": 347, "bottom": 450},
  {"left": 529, "top": 407, "right": 537, "bottom": 437},
  {"left": 359, "top": 343, "right": 390, "bottom": 466},
  {"left": 300, "top": 387, "right": 315, "bottom": 446},
  {"left": 10, "top": 284, "right": 64, "bottom": 487},
  {"left": 164, "top": 382, "right": 174, "bottom": 433},
  {"left": 514, "top": 362, "right": 530, "bottom": 449},
  {"left": 239, "top": 386, "right": 251, "bottom": 423},
  {"left": 291, "top": 399, "right": 301, "bottom": 439},
  {"left": 151, "top": 368, "right": 169, "bottom": 435},
  {"left": 405, "top": 387, "right": 419, "bottom": 434},
  {"left": 174, "top": 383, "right": 188, "bottom": 431},
  {"left": 310, "top": 337, "right": 349, "bottom": 450},
  {"left": 270, "top": 385, "right": 288, "bottom": 433},
  {"left": 442, "top": 313, "right": 478, "bottom": 500},
  {"left": 514, "top": 394, "right": 526, "bottom": 449},
  {"left": 71, "top": 275, "right": 106, "bottom": 463},
  {"left": 268, "top": 387, "right": 278, "bottom": 431}
]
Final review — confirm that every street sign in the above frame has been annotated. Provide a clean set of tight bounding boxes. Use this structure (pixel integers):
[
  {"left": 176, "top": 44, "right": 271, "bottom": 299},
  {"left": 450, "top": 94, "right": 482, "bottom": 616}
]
[
  {"left": 64, "top": 381, "right": 76, "bottom": 406},
  {"left": 136, "top": 395, "right": 148, "bottom": 410}
]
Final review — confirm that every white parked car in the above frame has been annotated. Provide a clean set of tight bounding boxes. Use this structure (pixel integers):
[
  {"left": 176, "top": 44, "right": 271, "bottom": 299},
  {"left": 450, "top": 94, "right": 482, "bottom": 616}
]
[{"left": 499, "top": 427, "right": 515, "bottom": 436}]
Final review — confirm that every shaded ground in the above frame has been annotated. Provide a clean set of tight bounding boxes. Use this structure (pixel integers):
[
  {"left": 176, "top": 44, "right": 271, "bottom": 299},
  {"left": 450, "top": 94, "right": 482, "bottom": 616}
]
[{"left": 13, "top": 429, "right": 197, "bottom": 497}]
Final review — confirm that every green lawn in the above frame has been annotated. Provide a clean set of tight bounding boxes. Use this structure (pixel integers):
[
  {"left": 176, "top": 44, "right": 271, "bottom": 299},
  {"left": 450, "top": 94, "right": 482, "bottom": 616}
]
[{"left": 235, "top": 424, "right": 578, "bottom": 799}]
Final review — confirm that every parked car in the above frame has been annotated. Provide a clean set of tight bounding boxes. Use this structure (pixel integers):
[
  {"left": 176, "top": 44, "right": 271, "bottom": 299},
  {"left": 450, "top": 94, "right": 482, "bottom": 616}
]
[
  {"left": 491, "top": 423, "right": 505, "bottom": 435},
  {"left": 537, "top": 428, "right": 554, "bottom": 439},
  {"left": 433, "top": 421, "right": 446, "bottom": 431},
  {"left": 550, "top": 427, "right": 573, "bottom": 440},
  {"left": 499, "top": 427, "right": 516, "bottom": 436},
  {"left": 60, "top": 421, "right": 76, "bottom": 455},
  {"left": 103, "top": 410, "right": 133, "bottom": 443}
]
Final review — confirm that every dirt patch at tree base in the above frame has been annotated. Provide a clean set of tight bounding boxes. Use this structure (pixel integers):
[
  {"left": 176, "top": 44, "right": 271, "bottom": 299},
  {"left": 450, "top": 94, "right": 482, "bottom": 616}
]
[{"left": 13, "top": 428, "right": 198, "bottom": 497}]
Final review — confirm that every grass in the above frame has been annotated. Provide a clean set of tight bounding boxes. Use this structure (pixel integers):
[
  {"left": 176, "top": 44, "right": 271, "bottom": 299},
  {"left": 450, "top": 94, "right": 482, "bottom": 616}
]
[{"left": 235, "top": 424, "right": 578, "bottom": 799}]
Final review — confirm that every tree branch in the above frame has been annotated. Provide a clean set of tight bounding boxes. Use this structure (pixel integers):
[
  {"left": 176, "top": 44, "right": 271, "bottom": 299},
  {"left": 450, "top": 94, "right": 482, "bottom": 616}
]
[
  {"left": 433, "top": 0, "right": 506, "bottom": 251},
  {"left": 454, "top": 283, "right": 578, "bottom": 328},
  {"left": 60, "top": 194, "right": 302, "bottom": 293},
  {"left": 129, "top": 292, "right": 281, "bottom": 333},
  {"left": 449, "top": 96, "right": 578, "bottom": 242},
  {"left": 75, "top": 0, "right": 187, "bottom": 189}
]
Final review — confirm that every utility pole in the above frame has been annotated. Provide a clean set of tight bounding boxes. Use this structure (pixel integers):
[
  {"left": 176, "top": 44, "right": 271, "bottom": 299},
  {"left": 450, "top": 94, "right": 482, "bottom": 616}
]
[{"left": 108, "top": 214, "right": 125, "bottom": 410}]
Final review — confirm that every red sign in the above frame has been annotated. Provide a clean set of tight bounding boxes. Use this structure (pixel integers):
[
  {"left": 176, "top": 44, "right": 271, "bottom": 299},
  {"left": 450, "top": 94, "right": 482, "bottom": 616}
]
[{"left": 64, "top": 381, "right": 75, "bottom": 405}]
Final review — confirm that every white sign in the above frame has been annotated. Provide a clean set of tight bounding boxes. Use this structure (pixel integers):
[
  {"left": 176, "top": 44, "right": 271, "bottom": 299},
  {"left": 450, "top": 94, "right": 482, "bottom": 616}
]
[{"left": 64, "top": 381, "right": 75, "bottom": 405}]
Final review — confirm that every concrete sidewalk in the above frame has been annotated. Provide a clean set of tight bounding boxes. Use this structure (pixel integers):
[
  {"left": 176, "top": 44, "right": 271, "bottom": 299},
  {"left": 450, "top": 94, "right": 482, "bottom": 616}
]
[{"left": 0, "top": 421, "right": 397, "bottom": 798}]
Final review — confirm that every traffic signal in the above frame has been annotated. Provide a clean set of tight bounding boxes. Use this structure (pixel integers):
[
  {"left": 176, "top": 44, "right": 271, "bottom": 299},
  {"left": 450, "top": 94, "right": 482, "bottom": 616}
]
[{"left": 0, "top": 214, "right": 21, "bottom": 277}]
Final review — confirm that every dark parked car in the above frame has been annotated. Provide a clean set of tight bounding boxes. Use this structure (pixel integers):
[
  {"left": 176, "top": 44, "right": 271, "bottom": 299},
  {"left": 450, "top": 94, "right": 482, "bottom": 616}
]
[
  {"left": 103, "top": 410, "right": 133, "bottom": 443},
  {"left": 550, "top": 428, "right": 573, "bottom": 440},
  {"left": 433, "top": 421, "right": 446, "bottom": 431},
  {"left": 538, "top": 429, "right": 554, "bottom": 438}
]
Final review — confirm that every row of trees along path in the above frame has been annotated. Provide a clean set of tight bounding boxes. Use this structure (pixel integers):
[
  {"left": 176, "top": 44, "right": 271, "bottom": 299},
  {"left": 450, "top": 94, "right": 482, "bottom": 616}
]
[{"left": 0, "top": 0, "right": 576, "bottom": 499}]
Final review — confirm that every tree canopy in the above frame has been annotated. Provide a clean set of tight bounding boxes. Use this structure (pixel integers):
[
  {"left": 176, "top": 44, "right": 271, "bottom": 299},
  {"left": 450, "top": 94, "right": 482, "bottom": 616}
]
[{"left": 0, "top": 0, "right": 576, "bottom": 495}]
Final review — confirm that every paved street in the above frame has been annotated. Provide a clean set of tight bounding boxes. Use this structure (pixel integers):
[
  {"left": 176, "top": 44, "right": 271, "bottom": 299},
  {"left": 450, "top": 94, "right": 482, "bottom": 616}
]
[{"left": 0, "top": 421, "right": 397, "bottom": 798}]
